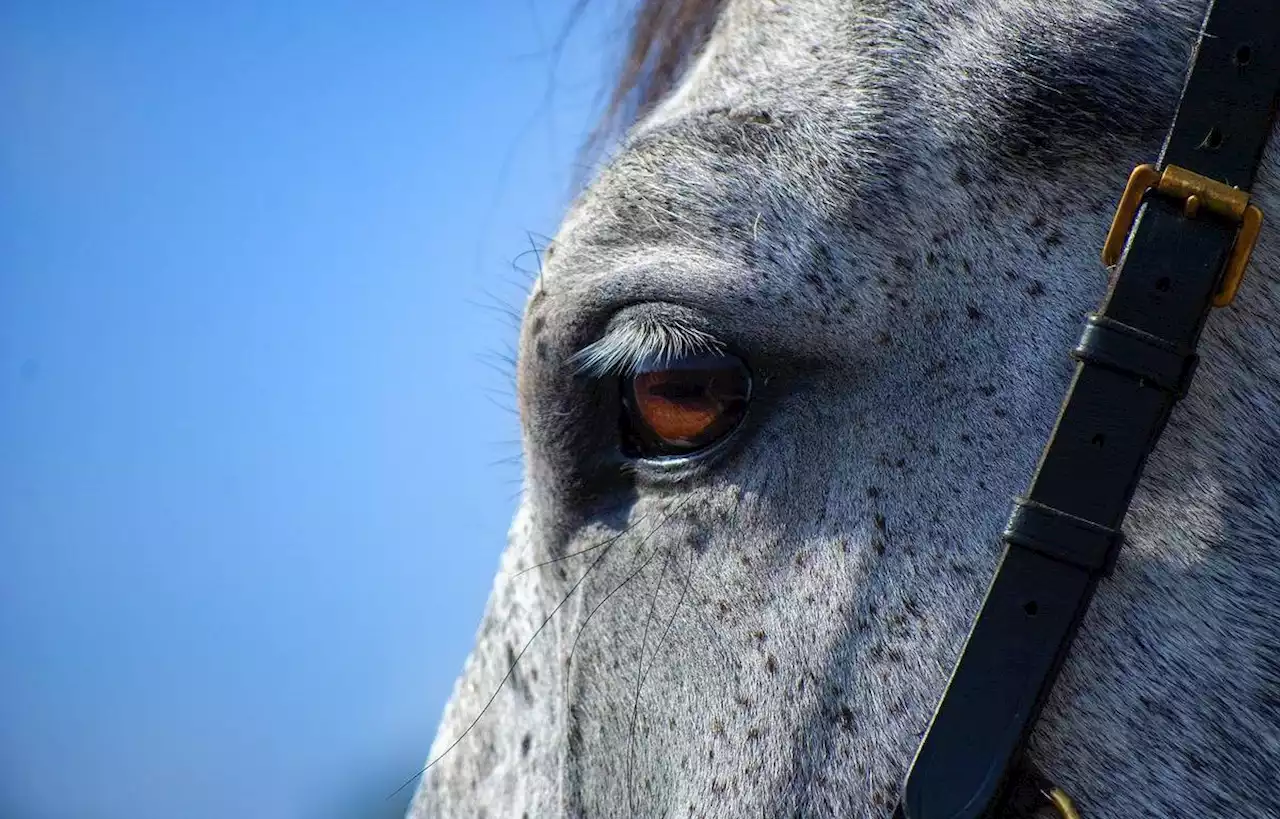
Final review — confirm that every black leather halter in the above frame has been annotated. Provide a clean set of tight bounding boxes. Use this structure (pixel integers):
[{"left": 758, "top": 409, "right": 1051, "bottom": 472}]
[{"left": 894, "top": 2, "right": 1280, "bottom": 817}]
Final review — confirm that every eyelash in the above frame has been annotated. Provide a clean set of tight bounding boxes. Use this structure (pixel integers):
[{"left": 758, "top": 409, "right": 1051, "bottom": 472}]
[{"left": 570, "top": 319, "right": 725, "bottom": 380}]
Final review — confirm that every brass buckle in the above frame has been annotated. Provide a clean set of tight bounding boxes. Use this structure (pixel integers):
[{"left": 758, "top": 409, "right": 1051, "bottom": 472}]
[
  {"left": 1046, "top": 785, "right": 1083, "bottom": 819},
  {"left": 1102, "top": 163, "right": 1264, "bottom": 307}
]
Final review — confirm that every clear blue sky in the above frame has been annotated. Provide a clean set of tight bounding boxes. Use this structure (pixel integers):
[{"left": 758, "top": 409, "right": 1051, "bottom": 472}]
[{"left": 0, "top": 3, "right": 618, "bottom": 817}]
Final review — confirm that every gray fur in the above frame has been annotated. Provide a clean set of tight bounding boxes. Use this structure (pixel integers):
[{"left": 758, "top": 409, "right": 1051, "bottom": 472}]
[{"left": 412, "top": 1, "right": 1280, "bottom": 816}]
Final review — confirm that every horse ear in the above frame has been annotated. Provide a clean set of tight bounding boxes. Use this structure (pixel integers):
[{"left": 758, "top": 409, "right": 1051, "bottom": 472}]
[{"left": 593, "top": 0, "right": 727, "bottom": 143}]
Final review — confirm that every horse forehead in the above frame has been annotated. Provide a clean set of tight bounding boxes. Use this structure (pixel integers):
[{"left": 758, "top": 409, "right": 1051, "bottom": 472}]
[
  {"left": 544, "top": 0, "right": 1205, "bottom": 254},
  {"left": 655, "top": 0, "right": 1197, "bottom": 100}
]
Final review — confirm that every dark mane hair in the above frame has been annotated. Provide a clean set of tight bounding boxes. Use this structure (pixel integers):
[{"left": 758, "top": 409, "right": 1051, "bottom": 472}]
[{"left": 600, "top": 0, "right": 727, "bottom": 138}]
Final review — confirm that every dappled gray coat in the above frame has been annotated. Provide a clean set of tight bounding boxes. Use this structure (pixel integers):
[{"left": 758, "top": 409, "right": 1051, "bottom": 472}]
[{"left": 413, "top": 0, "right": 1280, "bottom": 817}]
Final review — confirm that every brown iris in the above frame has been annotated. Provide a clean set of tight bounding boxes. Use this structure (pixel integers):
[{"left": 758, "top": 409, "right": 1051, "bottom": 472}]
[{"left": 621, "top": 352, "right": 751, "bottom": 458}]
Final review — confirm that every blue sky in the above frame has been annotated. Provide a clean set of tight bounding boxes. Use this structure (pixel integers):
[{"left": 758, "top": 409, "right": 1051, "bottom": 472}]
[{"left": 0, "top": 2, "right": 618, "bottom": 817}]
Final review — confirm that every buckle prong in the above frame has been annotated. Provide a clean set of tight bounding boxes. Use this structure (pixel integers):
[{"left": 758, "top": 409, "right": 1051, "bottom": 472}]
[{"left": 1102, "top": 163, "right": 1264, "bottom": 307}]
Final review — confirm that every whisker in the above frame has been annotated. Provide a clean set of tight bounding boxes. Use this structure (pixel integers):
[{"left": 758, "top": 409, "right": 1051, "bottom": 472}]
[
  {"left": 482, "top": 392, "right": 519, "bottom": 417},
  {"left": 514, "top": 514, "right": 651, "bottom": 578},
  {"left": 660, "top": 537, "right": 739, "bottom": 678},
  {"left": 627, "top": 543, "right": 674, "bottom": 818},
  {"left": 625, "top": 497, "right": 747, "bottom": 814},
  {"left": 466, "top": 291, "right": 523, "bottom": 327},
  {"left": 560, "top": 497, "right": 693, "bottom": 702},
  {"left": 386, "top": 505, "right": 664, "bottom": 800},
  {"left": 508, "top": 246, "right": 546, "bottom": 281},
  {"left": 476, "top": 353, "right": 518, "bottom": 382}
]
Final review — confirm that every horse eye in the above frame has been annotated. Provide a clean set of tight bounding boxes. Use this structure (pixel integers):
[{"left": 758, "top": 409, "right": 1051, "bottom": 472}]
[{"left": 621, "top": 352, "right": 751, "bottom": 459}]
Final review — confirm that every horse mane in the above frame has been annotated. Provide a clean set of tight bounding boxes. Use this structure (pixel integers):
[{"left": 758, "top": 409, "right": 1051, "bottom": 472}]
[{"left": 600, "top": 0, "right": 727, "bottom": 138}]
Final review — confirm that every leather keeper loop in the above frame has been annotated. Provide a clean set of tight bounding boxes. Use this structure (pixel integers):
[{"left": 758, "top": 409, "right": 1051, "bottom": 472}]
[
  {"left": 1070, "top": 313, "right": 1199, "bottom": 397},
  {"left": 1002, "top": 497, "right": 1123, "bottom": 575}
]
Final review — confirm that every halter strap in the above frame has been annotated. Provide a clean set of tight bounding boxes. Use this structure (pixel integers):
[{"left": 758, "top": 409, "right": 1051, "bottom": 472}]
[{"left": 895, "top": 2, "right": 1280, "bottom": 816}]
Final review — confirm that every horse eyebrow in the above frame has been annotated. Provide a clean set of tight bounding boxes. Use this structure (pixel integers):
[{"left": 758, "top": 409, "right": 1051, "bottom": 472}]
[{"left": 570, "top": 313, "right": 723, "bottom": 377}]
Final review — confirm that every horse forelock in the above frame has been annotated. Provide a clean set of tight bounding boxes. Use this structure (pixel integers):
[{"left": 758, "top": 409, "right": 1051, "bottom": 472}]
[
  {"left": 602, "top": 0, "right": 729, "bottom": 138},
  {"left": 416, "top": 2, "right": 1280, "bottom": 817}
]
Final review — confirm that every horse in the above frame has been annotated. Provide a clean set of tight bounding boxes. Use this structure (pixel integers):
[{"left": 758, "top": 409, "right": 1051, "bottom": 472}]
[{"left": 411, "top": 0, "right": 1280, "bottom": 816}]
